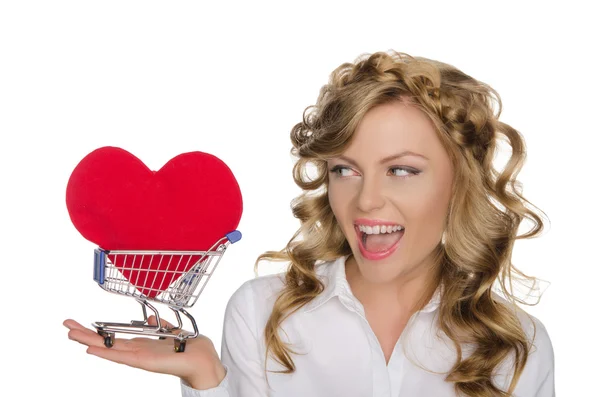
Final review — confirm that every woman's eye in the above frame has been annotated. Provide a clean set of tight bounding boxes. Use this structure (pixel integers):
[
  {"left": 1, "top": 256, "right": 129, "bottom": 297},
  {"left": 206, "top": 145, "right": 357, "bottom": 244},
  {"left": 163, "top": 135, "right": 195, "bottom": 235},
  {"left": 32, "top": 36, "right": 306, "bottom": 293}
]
[
  {"left": 389, "top": 167, "right": 419, "bottom": 178},
  {"left": 329, "top": 166, "right": 355, "bottom": 177},
  {"left": 329, "top": 165, "right": 419, "bottom": 178}
]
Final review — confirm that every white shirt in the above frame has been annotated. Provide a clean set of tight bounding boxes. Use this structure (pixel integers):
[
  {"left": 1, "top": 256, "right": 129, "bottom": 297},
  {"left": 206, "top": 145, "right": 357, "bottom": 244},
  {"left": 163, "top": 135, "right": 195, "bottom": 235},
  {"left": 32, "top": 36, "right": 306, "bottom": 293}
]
[{"left": 182, "top": 255, "right": 555, "bottom": 396}]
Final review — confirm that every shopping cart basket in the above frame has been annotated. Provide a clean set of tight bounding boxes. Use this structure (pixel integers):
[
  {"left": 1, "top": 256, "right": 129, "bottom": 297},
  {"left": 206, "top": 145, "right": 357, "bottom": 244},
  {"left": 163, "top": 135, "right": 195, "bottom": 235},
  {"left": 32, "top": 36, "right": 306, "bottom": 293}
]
[{"left": 91, "top": 230, "right": 241, "bottom": 352}]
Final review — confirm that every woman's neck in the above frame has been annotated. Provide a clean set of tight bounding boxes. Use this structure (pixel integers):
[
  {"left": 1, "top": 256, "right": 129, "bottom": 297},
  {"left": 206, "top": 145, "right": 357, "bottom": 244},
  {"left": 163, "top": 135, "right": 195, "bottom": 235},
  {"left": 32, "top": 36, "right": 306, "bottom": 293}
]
[{"left": 344, "top": 252, "right": 441, "bottom": 316}]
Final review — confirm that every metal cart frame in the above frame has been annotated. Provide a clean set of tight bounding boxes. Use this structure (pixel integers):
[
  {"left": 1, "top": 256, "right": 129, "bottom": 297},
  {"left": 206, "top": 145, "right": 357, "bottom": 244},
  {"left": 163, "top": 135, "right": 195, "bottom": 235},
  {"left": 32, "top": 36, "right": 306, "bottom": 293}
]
[{"left": 91, "top": 230, "right": 241, "bottom": 352}]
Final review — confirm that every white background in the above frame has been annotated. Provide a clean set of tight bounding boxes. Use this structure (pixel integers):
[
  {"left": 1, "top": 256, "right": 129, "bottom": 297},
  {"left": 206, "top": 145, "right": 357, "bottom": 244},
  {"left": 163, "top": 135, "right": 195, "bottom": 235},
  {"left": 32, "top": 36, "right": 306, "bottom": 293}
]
[{"left": 1, "top": 1, "right": 597, "bottom": 395}]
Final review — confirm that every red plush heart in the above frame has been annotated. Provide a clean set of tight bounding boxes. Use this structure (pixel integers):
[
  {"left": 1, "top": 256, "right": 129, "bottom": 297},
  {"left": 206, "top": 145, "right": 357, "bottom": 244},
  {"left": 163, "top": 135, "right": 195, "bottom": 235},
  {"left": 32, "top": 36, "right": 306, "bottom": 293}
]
[{"left": 66, "top": 147, "right": 243, "bottom": 298}]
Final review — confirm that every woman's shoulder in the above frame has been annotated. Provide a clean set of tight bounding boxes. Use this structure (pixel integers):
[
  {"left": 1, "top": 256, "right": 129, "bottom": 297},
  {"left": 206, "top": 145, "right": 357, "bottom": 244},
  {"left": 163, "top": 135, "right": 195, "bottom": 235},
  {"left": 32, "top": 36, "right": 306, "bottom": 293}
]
[
  {"left": 517, "top": 310, "right": 553, "bottom": 354},
  {"left": 219, "top": 272, "right": 287, "bottom": 341},
  {"left": 226, "top": 272, "right": 286, "bottom": 312},
  {"left": 224, "top": 260, "right": 334, "bottom": 325},
  {"left": 223, "top": 266, "right": 289, "bottom": 322},
  {"left": 492, "top": 292, "right": 553, "bottom": 353},
  {"left": 514, "top": 308, "right": 554, "bottom": 379},
  {"left": 491, "top": 294, "right": 555, "bottom": 394},
  {"left": 513, "top": 311, "right": 554, "bottom": 395}
]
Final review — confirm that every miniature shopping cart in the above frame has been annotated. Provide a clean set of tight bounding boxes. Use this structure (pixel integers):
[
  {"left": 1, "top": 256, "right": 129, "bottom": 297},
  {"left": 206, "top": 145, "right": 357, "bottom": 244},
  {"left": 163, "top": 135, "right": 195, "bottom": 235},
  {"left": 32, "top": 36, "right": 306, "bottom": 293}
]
[{"left": 91, "top": 230, "right": 241, "bottom": 352}]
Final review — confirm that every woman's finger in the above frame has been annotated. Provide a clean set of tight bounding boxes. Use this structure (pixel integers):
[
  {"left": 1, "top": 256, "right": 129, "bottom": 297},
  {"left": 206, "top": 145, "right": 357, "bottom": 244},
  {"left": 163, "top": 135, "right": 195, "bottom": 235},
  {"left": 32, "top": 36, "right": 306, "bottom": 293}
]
[
  {"left": 67, "top": 328, "right": 106, "bottom": 348},
  {"left": 63, "top": 319, "right": 89, "bottom": 331},
  {"left": 65, "top": 319, "right": 114, "bottom": 348},
  {"left": 147, "top": 315, "right": 178, "bottom": 330},
  {"left": 67, "top": 326, "right": 138, "bottom": 352}
]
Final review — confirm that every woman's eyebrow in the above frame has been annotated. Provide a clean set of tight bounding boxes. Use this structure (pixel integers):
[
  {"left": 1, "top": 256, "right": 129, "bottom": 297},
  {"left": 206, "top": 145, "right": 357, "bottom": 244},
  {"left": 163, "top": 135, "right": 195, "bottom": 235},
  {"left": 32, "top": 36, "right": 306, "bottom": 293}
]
[
  {"left": 379, "top": 151, "right": 429, "bottom": 162},
  {"left": 335, "top": 151, "right": 429, "bottom": 166}
]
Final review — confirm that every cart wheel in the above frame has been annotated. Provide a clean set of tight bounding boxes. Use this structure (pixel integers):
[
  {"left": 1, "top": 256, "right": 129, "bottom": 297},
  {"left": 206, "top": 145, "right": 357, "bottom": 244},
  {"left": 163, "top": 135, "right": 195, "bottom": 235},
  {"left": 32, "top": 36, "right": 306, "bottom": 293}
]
[
  {"left": 104, "top": 335, "right": 114, "bottom": 348},
  {"left": 174, "top": 339, "right": 186, "bottom": 353},
  {"left": 98, "top": 332, "right": 115, "bottom": 348}
]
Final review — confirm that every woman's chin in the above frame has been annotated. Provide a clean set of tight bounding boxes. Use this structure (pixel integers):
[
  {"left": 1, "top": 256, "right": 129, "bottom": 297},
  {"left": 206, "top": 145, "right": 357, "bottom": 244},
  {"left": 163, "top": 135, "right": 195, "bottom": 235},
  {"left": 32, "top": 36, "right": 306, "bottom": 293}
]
[{"left": 347, "top": 250, "right": 405, "bottom": 284}]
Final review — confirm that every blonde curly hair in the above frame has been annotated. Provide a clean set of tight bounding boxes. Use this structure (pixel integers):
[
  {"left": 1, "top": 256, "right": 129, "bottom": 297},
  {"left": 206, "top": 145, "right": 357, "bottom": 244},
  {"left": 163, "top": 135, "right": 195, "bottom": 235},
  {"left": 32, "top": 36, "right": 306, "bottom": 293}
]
[{"left": 255, "top": 50, "right": 548, "bottom": 397}]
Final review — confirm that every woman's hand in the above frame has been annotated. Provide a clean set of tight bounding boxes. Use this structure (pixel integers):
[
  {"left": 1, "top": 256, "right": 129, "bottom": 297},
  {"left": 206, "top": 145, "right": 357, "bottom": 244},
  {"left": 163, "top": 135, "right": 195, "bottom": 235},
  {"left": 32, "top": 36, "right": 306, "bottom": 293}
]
[{"left": 63, "top": 317, "right": 226, "bottom": 390}]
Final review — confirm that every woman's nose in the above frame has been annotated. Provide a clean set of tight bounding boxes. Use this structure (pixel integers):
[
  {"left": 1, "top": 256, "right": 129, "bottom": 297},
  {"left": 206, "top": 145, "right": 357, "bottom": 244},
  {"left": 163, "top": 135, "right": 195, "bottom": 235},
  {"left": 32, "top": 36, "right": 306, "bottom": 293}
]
[{"left": 357, "top": 177, "right": 385, "bottom": 212}]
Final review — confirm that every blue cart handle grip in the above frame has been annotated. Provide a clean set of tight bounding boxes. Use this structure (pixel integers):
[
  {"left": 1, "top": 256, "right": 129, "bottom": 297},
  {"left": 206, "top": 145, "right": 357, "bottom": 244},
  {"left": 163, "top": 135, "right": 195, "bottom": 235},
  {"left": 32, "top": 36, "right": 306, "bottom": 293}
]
[{"left": 226, "top": 230, "right": 242, "bottom": 244}]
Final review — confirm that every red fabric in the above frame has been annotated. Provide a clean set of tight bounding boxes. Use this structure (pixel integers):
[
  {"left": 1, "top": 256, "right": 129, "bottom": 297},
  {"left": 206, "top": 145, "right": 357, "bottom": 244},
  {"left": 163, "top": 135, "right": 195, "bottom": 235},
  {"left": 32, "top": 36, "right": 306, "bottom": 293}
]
[{"left": 66, "top": 146, "right": 242, "bottom": 297}]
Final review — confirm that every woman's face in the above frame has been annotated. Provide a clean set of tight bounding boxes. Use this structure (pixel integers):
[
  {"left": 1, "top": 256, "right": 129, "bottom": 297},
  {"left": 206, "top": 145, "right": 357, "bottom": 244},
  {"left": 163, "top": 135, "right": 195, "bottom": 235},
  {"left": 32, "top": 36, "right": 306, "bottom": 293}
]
[{"left": 327, "top": 100, "right": 454, "bottom": 285}]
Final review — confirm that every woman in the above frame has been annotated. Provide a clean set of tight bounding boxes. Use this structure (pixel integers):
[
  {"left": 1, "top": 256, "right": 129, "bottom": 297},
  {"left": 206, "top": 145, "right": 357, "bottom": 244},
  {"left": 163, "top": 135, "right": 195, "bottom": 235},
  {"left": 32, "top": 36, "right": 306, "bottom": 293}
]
[{"left": 64, "top": 50, "right": 554, "bottom": 396}]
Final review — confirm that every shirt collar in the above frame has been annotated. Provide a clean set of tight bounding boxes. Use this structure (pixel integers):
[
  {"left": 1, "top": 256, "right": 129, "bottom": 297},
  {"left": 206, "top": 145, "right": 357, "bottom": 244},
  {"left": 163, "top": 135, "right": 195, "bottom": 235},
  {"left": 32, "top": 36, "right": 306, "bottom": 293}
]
[
  {"left": 304, "top": 255, "right": 352, "bottom": 313},
  {"left": 304, "top": 255, "right": 441, "bottom": 314}
]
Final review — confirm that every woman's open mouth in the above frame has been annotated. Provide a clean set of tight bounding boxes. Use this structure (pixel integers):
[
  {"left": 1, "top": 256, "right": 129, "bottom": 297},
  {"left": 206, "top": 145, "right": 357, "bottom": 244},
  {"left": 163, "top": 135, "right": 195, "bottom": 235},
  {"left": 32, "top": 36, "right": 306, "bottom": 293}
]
[{"left": 355, "top": 224, "right": 405, "bottom": 261}]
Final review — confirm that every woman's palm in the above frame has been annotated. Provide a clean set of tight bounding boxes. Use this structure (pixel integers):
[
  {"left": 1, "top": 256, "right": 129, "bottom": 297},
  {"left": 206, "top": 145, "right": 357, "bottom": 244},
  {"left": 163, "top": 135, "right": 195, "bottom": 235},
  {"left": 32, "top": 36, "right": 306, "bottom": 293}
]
[{"left": 64, "top": 317, "right": 221, "bottom": 384}]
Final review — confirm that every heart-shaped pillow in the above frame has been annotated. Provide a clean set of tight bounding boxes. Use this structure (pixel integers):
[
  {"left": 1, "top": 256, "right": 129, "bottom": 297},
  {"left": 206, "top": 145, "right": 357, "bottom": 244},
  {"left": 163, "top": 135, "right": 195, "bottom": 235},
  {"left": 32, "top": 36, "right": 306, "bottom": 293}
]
[{"left": 66, "top": 146, "right": 243, "bottom": 298}]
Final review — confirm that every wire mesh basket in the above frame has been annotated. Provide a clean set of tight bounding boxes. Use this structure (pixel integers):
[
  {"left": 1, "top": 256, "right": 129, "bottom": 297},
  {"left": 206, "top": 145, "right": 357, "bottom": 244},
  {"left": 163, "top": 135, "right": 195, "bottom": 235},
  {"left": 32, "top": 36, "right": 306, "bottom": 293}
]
[{"left": 91, "top": 230, "right": 241, "bottom": 352}]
